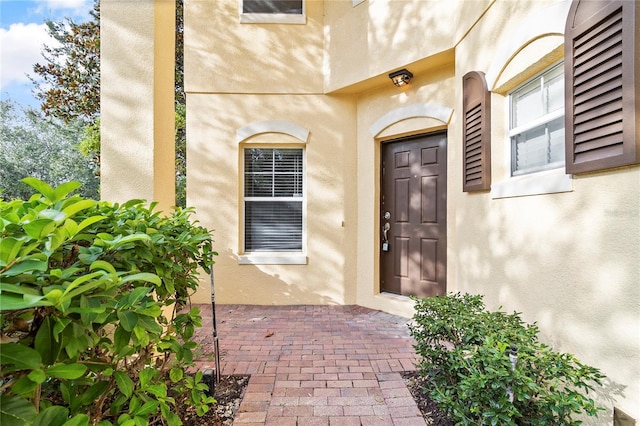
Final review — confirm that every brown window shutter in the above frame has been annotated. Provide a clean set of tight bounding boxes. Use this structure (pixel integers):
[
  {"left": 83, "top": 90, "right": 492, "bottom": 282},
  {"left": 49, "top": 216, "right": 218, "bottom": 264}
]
[
  {"left": 462, "top": 71, "right": 491, "bottom": 192},
  {"left": 565, "top": 0, "right": 639, "bottom": 173}
]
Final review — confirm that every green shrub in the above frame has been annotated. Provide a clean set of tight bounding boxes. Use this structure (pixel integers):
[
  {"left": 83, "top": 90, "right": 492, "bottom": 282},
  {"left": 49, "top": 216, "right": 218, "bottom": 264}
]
[
  {"left": 409, "top": 293, "right": 605, "bottom": 425},
  {"left": 0, "top": 178, "right": 216, "bottom": 426}
]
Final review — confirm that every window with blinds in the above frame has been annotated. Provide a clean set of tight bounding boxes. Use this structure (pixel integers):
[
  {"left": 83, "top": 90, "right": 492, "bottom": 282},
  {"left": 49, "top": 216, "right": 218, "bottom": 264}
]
[
  {"left": 244, "top": 148, "right": 303, "bottom": 252},
  {"left": 243, "top": 0, "right": 303, "bottom": 14},
  {"left": 509, "top": 63, "right": 565, "bottom": 176}
]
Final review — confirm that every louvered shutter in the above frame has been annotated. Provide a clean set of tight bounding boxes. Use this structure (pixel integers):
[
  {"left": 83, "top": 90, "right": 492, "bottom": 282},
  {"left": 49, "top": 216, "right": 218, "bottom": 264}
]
[
  {"left": 565, "top": 0, "right": 639, "bottom": 173},
  {"left": 462, "top": 71, "right": 491, "bottom": 192}
]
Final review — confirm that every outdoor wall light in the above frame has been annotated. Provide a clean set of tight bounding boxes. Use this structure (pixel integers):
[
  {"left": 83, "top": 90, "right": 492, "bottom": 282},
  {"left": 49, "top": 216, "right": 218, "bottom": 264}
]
[{"left": 389, "top": 69, "right": 413, "bottom": 87}]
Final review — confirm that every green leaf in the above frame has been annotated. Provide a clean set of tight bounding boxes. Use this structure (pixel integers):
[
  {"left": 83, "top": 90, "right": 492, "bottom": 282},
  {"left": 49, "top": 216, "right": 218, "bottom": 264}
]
[
  {"left": 62, "top": 413, "right": 89, "bottom": 426},
  {"left": 136, "top": 315, "right": 163, "bottom": 334},
  {"left": 38, "top": 209, "right": 67, "bottom": 222},
  {"left": 113, "top": 326, "right": 131, "bottom": 351},
  {"left": 104, "top": 233, "right": 151, "bottom": 249},
  {"left": 76, "top": 215, "right": 106, "bottom": 232},
  {"left": 0, "top": 283, "right": 41, "bottom": 296},
  {"left": 46, "top": 227, "right": 67, "bottom": 252},
  {"left": 113, "top": 371, "right": 134, "bottom": 398},
  {"left": 0, "top": 343, "right": 42, "bottom": 370},
  {"left": 46, "top": 363, "right": 87, "bottom": 380},
  {"left": 145, "top": 384, "right": 167, "bottom": 398},
  {"left": 35, "top": 317, "right": 61, "bottom": 366},
  {"left": 133, "top": 400, "right": 159, "bottom": 417},
  {"left": 0, "top": 395, "right": 37, "bottom": 426},
  {"left": 2, "top": 257, "right": 49, "bottom": 277},
  {"left": 120, "top": 273, "right": 161, "bottom": 287},
  {"left": 127, "top": 287, "right": 152, "bottom": 306},
  {"left": 0, "top": 237, "right": 24, "bottom": 266},
  {"left": 62, "top": 199, "right": 96, "bottom": 218},
  {"left": 62, "top": 271, "right": 103, "bottom": 295},
  {"left": 89, "top": 260, "right": 117, "bottom": 274},
  {"left": 166, "top": 412, "right": 181, "bottom": 426},
  {"left": 138, "top": 368, "right": 156, "bottom": 388},
  {"left": 23, "top": 219, "right": 56, "bottom": 239},
  {"left": 51, "top": 181, "right": 82, "bottom": 204},
  {"left": 63, "top": 219, "right": 79, "bottom": 237},
  {"left": 22, "top": 178, "right": 54, "bottom": 201},
  {"left": 10, "top": 375, "right": 39, "bottom": 397},
  {"left": 33, "top": 406, "right": 69, "bottom": 426},
  {"left": 0, "top": 293, "right": 49, "bottom": 312},
  {"left": 117, "top": 311, "right": 138, "bottom": 332},
  {"left": 27, "top": 369, "right": 47, "bottom": 384},
  {"left": 169, "top": 368, "right": 183, "bottom": 383},
  {"left": 79, "top": 381, "right": 110, "bottom": 406}
]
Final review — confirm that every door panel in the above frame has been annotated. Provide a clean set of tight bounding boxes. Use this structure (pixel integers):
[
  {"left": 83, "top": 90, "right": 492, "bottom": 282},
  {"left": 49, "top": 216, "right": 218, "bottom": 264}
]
[{"left": 380, "top": 133, "right": 447, "bottom": 297}]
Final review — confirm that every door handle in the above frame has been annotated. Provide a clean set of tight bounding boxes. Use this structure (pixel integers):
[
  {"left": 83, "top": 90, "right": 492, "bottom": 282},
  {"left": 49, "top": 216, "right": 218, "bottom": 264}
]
[{"left": 382, "top": 222, "right": 390, "bottom": 252}]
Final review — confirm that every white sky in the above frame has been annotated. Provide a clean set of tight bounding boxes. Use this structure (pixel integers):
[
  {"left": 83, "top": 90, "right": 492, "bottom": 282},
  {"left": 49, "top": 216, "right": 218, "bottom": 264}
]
[{"left": 0, "top": 0, "right": 92, "bottom": 106}]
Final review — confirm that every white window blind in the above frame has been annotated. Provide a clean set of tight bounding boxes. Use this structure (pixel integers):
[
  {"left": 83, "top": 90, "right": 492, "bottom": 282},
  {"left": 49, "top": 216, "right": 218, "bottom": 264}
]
[
  {"left": 510, "top": 63, "right": 565, "bottom": 176},
  {"left": 244, "top": 148, "right": 303, "bottom": 252}
]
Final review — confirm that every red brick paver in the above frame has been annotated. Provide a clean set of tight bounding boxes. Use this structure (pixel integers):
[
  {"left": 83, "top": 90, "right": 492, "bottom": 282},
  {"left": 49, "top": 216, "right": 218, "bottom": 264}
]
[{"left": 194, "top": 305, "right": 425, "bottom": 426}]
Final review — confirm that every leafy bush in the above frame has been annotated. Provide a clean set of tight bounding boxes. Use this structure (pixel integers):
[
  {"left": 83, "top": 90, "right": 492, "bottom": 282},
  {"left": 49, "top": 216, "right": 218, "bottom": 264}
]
[
  {"left": 0, "top": 178, "right": 216, "bottom": 426},
  {"left": 409, "top": 293, "right": 605, "bottom": 425}
]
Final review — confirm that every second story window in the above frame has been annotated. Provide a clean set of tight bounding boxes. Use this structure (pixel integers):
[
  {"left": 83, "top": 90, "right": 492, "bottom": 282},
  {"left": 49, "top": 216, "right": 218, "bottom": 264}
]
[
  {"left": 509, "top": 63, "right": 564, "bottom": 176},
  {"left": 241, "top": 0, "right": 305, "bottom": 24}
]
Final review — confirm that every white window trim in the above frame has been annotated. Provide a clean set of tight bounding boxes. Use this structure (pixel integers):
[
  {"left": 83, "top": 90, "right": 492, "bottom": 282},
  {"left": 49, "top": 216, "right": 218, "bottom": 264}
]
[
  {"left": 491, "top": 64, "right": 572, "bottom": 199},
  {"left": 352, "top": 0, "right": 366, "bottom": 7},
  {"left": 238, "top": 254, "right": 307, "bottom": 265},
  {"left": 239, "top": 0, "right": 306, "bottom": 24},
  {"left": 240, "top": 146, "right": 307, "bottom": 265},
  {"left": 491, "top": 168, "right": 572, "bottom": 199}
]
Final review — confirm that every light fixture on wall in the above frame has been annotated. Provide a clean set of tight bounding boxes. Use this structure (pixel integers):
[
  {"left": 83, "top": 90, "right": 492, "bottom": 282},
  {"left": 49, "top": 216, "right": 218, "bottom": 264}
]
[{"left": 389, "top": 69, "right": 413, "bottom": 87}]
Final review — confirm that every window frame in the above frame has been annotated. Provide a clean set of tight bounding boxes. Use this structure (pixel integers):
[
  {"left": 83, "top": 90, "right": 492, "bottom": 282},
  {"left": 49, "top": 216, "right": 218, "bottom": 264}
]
[
  {"left": 239, "top": 146, "right": 307, "bottom": 265},
  {"left": 492, "top": 62, "right": 573, "bottom": 199},
  {"left": 239, "top": 0, "right": 306, "bottom": 24},
  {"left": 508, "top": 62, "right": 565, "bottom": 177}
]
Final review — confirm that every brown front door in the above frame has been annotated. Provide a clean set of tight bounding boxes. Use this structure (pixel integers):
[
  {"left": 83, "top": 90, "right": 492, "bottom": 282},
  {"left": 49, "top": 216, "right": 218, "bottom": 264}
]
[{"left": 380, "top": 132, "right": 447, "bottom": 297}]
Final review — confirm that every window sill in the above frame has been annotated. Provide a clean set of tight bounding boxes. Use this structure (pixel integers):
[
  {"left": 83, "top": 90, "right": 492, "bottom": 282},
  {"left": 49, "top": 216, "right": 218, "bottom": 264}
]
[
  {"left": 238, "top": 254, "right": 308, "bottom": 265},
  {"left": 240, "top": 13, "right": 306, "bottom": 24},
  {"left": 491, "top": 169, "right": 572, "bottom": 199}
]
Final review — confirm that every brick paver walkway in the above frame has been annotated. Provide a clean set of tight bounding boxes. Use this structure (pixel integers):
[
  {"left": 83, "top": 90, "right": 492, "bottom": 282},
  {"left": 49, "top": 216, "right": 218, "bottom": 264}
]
[{"left": 194, "top": 304, "right": 426, "bottom": 426}]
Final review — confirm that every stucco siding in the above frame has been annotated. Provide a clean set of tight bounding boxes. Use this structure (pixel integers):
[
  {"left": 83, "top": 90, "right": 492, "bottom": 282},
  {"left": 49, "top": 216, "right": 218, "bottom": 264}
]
[
  {"left": 184, "top": 0, "right": 325, "bottom": 94},
  {"left": 186, "top": 93, "right": 358, "bottom": 306}
]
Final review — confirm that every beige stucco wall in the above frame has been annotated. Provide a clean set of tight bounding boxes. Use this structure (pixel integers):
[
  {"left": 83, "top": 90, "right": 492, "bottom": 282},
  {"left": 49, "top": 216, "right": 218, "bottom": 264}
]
[
  {"left": 186, "top": 93, "right": 357, "bottom": 306},
  {"left": 100, "top": 0, "right": 175, "bottom": 209},
  {"left": 184, "top": 0, "right": 324, "bottom": 94},
  {"left": 323, "top": 0, "right": 492, "bottom": 93}
]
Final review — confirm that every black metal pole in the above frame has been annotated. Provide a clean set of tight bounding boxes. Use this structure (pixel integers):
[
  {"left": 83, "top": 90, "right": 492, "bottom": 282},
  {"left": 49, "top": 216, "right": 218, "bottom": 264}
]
[
  {"left": 204, "top": 262, "right": 221, "bottom": 396},
  {"left": 210, "top": 264, "right": 221, "bottom": 384}
]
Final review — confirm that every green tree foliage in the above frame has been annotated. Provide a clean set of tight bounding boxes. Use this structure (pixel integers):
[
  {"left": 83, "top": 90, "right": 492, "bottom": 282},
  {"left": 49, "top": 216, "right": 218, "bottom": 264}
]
[
  {"left": 175, "top": 0, "right": 186, "bottom": 207},
  {"left": 0, "top": 100, "right": 99, "bottom": 201},
  {"left": 30, "top": 0, "right": 188, "bottom": 206},
  {"left": 31, "top": 2, "right": 100, "bottom": 126},
  {"left": 0, "top": 179, "right": 216, "bottom": 425}
]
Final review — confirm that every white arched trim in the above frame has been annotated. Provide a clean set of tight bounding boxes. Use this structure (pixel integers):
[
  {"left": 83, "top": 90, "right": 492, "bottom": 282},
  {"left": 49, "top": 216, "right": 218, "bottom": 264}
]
[
  {"left": 236, "top": 120, "right": 310, "bottom": 143},
  {"left": 485, "top": 0, "right": 571, "bottom": 89},
  {"left": 369, "top": 103, "right": 453, "bottom": 138}
]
